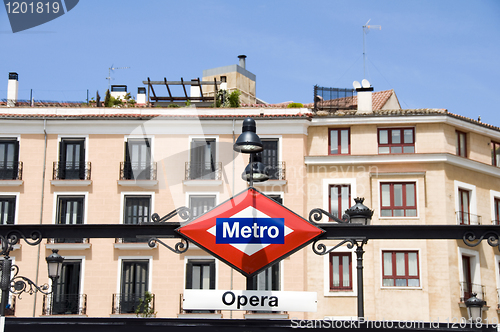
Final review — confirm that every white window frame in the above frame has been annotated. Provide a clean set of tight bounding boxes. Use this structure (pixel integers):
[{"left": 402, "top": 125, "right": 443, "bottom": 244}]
[
  {"left": 52, "top": 192, "right": 89, "bottom": 225},
  {"left": 0, "top": 192, "right": 19, "bottom": 225},
  {"left": 188, "top": 135, "right": 219, "bottom": 164},
  {"left": 124, "top": 134, "right": 155, "bottom": 161},
  {"left": 116, "top": 256, "right": 153, "bottom": 294},
  {"left": 490, "top": 190, "right": 500, "bottom": 224},
  {"left": 322, "top": 178, "right": 357, "bottom": 223},
  {"left": 52, "top": 255, "right": 86, "bottom": 297},
  {"left": 377, "top": 179, "right": 419, "bottom": 219},
  {"left": 323, "top": 246, "right": 357, "bottom": 297},
  {"left": 454, "top": 181, "right": 477, "bottom": 224},
  {"left": 186, "top": 192, "right": 219, "bottom": 214},
  {"left": 379, "top": 248, "right": 423, "bottom": 290},
  {"left": 457, "top": 247, "right": 481, "bottom": 290},
  {"left": 120, "top": 191, "right": 155, "bottom": 225},
  {"left": 183, "top": 255, "right": 219, "bottom": 290}
]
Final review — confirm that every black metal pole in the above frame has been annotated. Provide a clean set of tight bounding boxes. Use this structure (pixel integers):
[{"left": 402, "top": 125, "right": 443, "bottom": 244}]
[
  {"left": 0, "top": 257, "right": 11, "bottom": 317},
  {"left": 249, "top": 153, "right": 254, "bottom": 187},
  {"left": 355, "top": 241, "right": 365, "bottom": 319}
]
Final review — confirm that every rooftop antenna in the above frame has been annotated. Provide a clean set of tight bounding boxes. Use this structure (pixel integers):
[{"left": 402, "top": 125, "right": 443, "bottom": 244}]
[
  {"left": 362, "top": 19, "right": 381, "bottom": 79},
  {"left": 106, "top": 65, "right": 130, "bottom": 90}
]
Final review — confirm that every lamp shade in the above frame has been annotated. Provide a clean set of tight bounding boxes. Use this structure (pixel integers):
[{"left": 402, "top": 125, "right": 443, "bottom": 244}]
[
  {"left": 345, "top": 197, "right": 374, "bottom": 225},
  {"left": 233, "top": 118, "right": 263, "bottom": 153},
  {"left": 46, "top": 249, "right": 64, "bottom": 280},
  {"left": 242, "top": 160, "right": 269, "bottom": 183},
  {"left": 465, "top": 293, "right": 485, "bottom": 321}
]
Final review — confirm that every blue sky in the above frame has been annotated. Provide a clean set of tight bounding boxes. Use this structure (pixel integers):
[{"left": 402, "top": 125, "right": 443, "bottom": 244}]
[{"left": 1, "top": 0, "right": 499, "bottom": 125}]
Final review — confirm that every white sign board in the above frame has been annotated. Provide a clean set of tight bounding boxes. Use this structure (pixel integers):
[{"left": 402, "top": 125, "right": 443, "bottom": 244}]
[{"left": 183, "top": 289, "right": 317, "bottom": 312}]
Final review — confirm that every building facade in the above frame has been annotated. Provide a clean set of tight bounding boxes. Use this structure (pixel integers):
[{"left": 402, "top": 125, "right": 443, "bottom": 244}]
[{"left": 0, "top": 96, "right": 500, "bottom": 323}]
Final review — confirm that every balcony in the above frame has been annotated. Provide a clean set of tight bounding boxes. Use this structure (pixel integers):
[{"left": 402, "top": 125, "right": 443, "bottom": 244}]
[
  {"left": 460, "top": 282, "right": 486, "bottom": 304},
  {"left": 113, "top": 237, "right": 156, "bottom": 250},
  {"left": 52, "top": 162, "right": 91, "bottom": 186},
  {"left": 118, "top": 162, "right": 158, "bottom": 187},
  {"left": 456, "top": 211, "right": 482, "bottom": 225},
  {"left": 0, "top": 162, "right": 23, "bottom": 186},
  {"left": 264, "top": 162, "right": 286, "bottom": 180},
  {"left": 42, "top": 294, "right": 87, "bottom": 315},
  {"left": 184, "top": 162, "right": 222, "bottom": 186},
  {"left": 112, "top": 293, "right": 155, "bottom": 315},
  {"left": 47, "top": 238, "right": 91, "bottom": 251}
]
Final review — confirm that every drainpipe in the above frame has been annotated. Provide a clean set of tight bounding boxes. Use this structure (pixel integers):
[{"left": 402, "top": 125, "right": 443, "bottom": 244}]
[
  {"left": 230, "top": 118, "right": 236, "bottom": 319},
  {"left": 32, "top": 119, "right": 47, "bottom": 317}
]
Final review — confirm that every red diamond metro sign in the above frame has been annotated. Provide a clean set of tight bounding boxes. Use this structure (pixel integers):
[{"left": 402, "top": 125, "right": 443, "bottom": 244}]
[{"left": 177, "top": 188, "right": 324, "bottom": 276}]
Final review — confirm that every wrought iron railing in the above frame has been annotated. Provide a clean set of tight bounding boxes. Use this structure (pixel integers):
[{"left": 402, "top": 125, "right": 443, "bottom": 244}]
[
  {"left": 313, "top": 85, "right": 355, "bottom": 112},
  {"left": 53, "top": 161, "right": 91, "bottom": 180},
  {"left": 42, "top": 294, "right": 87, "bottom": 315},
  {"left": 456, "top": 211, "right": 482, "bottom": 225},
  {"left": 112, "top": 293, "right": 155, "bottom": 314},
  {"left": 5, "top": 296, "right": 16, "bottom": 316},
  {"left": 0, "top": 161, "right": 23, "bottom": 180},
  {"left": 47, "top": 238, "right": 89, "bottom": 245},
  {"left": 115, "top": 236, "right": 148, "bottom": 244},
  {"left": 264, "top": 162, "right": 286, "bottom": 180},
  {"left": 460, "top": 282, "right": 486, "bottom": 303},
  {"left": 185, "top": 162, "right": 222, "bottom": 181},
  {"left": 119, "top": 162, "right": 157, "bottom": 181}
]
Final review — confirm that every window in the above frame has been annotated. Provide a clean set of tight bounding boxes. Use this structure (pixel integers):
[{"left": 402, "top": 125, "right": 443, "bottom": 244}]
[
  {"left": 123, "top": 196, "right": 151, "bottom": 242},
  {"left": 458, "top": 188, "right": 471, "bottom": 225},
  {"left": 329, "top": 185, "right": 350, "bottom": 219},
  {"left": 51, "top": 260, "right": 81, "bottom": 315},
  {"left": 382, "top": 251, "right": 419, "bottom": 287},
  {"left": 56, "top": 196, "right": 84, "bottom": 243},
  {"left": 250, "top": 264, "right": 280, "bottom": 291},
  {"left": 120, "top": 260, "right": 149, "bottom": 314},
  {"left": 124, "top": 138, "right": 152, "bottom": 180},
  {"left": 0, "top": 196, "right": 15, "bottom": 225},
  {"left": 456, "top": 131, "right": 467, "bottom": 157},
  {"left": 190, "top": 138, "right": 217, "bottom": 180},
  {"left": 189, "top": 195, "right": 216, "bottom": 218},
  {"left": 220, "top": 76, "right": 227, "bottom": 83},
  {"left": 380, "top": 182, "right": 417, "bottom": 217},
  {"left": 258, "top": 138, "right": 281, "bottom": 180},
  {"left": 329, "top": 129, "right": 350, "bottom": 155},
  {"left": 378, "top": 128, "right": 415, "bottom": 154},
  {"left": 59, "top": 138, "right": 85, "bottom": 180},
  {"left": 267, "top": 194, "right": 283, "bottom": 205},
  {"left": 185, "top": 259, "right": 216, "bottom": 290},
  {"left": 492, "top": 141, "right": 500, "bottom": 167},
  {"left": 0, "top": 139, "right": 19, "bottom": 180},
  {"left": 495, "top": 198, "right": 500, "bottom": 225},
  {"left": 330, "top": 252, "right": 352, "bottom": 291}
]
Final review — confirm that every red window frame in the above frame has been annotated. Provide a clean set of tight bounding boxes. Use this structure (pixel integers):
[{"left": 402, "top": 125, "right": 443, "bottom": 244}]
[
  {"left": 377, "top": 128, "right": 415, "bottom": 154},
  {"left": 382, "top": 251, "right": 420, "bottom": 287},
  {"left": 458, "top": 188, "right": 470, "bottom": 225},
  {"left": 456, "top": 131, "right": 467, "bottom": 157},
  {"left": 328, "top": 128, "right": 350, "bottom": 155},
  {"left": 380, "top": 182, "right": 417, "bottom": 217},
  {"left": 494, "top": 198, "right": 500, "bottom": 225},
  {"left": 492, "top": 141, "right": 500, "bottom": 166},
  {"left": 329, "top": 252, "right": 352, "bottom": 291},
  {"left": 328, "top": 184, "right": 351, "bottom": 220}
]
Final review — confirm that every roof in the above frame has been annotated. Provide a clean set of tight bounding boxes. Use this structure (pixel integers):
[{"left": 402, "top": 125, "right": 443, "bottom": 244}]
[{"left": 303, "top": 89, "right": 396, "bottom": 110}]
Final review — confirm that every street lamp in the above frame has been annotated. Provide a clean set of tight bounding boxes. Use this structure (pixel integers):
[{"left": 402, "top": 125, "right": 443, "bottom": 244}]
[
  {"left": 465, "top": 292, "right": 485, "bottom": 322},
  {"left": 0, "top": 249, "right": 63, "bottom": 316},
  {"left": 309, "top": 197, "right": 373, "bottom": 319},
  {"left": 241, "top": 153, "right": 269, "bottom": 183}
]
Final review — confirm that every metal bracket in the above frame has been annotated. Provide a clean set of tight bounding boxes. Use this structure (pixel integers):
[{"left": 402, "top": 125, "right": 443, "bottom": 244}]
[
  {"left": 463, "top": 230, "right": 500, "bottom": 250},
  {"left": 147, "top": 237, "right": 189, "bottom": 254},
  {"left": 0, "top": 230, "right": 42, "bottom": 256},
  {"left": 309, "top": 208, "right": 350, "bottom": 224},
  {"left": 312, "top": 237, "right": 367, "bottom": 256}
]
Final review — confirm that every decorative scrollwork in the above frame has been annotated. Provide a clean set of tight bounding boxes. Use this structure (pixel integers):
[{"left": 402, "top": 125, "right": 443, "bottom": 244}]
[
  {"left": 0, "top": 230, "right": 42, "bottom": 256},
  {"left": 147, "top": 237, "right": 189, "bottom": 254},
  {"left": 309, "top": 208, "right": 349, "bottom": 224},
  {"left": 149, "top": 206, "right": 192, "bottom": 223},
  {"left": 10, "top": 276, "right": 51, "bottom": 298},
  {"left": 463, "top": 231, "right": 500, "bottom": 249},
  {"left": 312, "top": 238, "right": 357, "bottom": 255}
]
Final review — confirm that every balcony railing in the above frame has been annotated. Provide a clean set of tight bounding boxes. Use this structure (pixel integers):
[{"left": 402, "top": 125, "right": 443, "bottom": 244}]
[
  {"left": 185, "top": 162, "right": 222, "bottom": 181},
  {"left": 115, "top": 237, "right": 148, "bottom": 244},
  {"left": 460, "top": 282, "right": 486, "bottom": 303},
  {"left": 0, "top": 161, "right": 23, "bottom": 180},
  {"left": 112, "top": 293, "right": 155, "bottom": 315},
  {"left": 53, "top": 161, "right": 91, "bottom": 180},
  {"left": 264, "top": 162, "right": 286, "bottom": 180},
  {"left": 42, "top": 294, "right": 87, "bottom": 315},
  {"left": 120, "top": 162, "right": 157, "bottom": 181},
  {"left": 47, "top": 238, "right": 89, "bottom": 245},
  {"left": 456, "top": 211, "right": 482, "bottom": 225}
]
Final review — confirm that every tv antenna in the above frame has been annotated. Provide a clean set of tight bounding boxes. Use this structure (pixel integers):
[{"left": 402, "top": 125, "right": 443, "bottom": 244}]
[
  {"left": 106, "top": 65, "right": 130, "bottom": 90},
  {"left": 362, "top": 19, "right": 381, "bottom": 79}
]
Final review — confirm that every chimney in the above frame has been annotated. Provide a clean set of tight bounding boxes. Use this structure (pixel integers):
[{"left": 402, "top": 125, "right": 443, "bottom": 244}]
[
  {"left": 137, "top": 87, "right": 146, "bottom": 105},
  {"left": 354, "top": 79, "right": 373, "bottom": 114},
  {"left": 7, "top": 72, "right": 18, "bottom": 107},
  {"left": 238, "top": 55, "right": 247, "bottom": 69}
]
